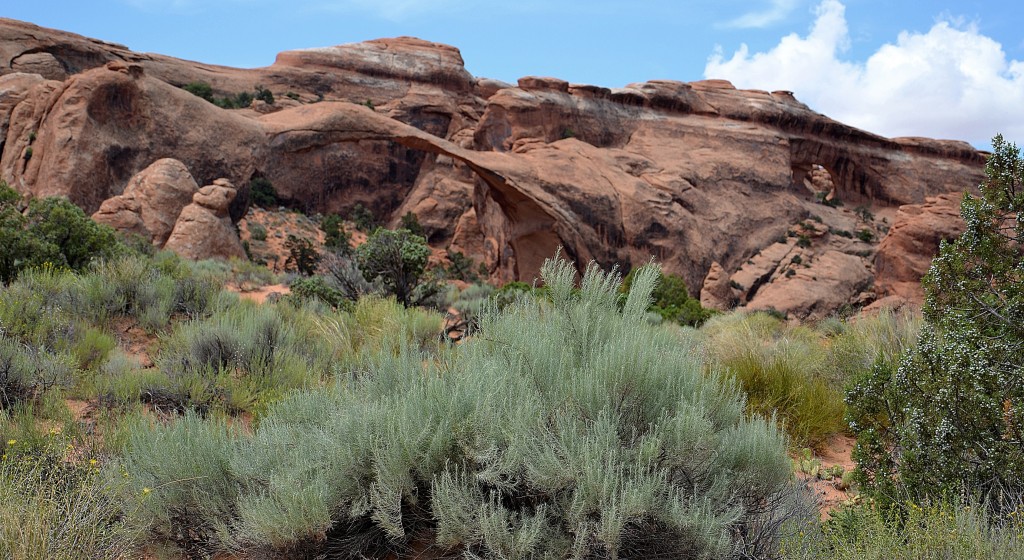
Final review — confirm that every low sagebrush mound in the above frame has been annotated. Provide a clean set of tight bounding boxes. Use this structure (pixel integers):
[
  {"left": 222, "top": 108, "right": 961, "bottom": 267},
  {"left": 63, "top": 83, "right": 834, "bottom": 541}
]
[{"left": 124, "top": 256, "right": 803, "bottom": 559}]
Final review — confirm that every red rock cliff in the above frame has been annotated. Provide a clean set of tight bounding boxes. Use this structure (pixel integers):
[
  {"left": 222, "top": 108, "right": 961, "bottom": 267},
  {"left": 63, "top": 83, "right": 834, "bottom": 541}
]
[{"left": 0, "top": 18, "right": 986, "bottom": 318}]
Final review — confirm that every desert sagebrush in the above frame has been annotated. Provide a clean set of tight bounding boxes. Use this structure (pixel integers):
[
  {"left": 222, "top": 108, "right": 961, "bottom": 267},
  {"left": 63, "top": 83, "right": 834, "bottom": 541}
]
[{"left": 124, "top": 255, "right": 800, "bottom": 559}]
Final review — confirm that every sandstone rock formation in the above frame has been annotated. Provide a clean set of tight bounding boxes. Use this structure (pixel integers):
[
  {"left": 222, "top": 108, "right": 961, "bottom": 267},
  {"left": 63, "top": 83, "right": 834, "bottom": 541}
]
[
  {"left": 164, "top": 179, "right": 246, "bottom": 260},
  {"left": 699, "top": 261, "right": 734, "bottom": 312},
  {"left": 874, "top": 193, "right": 966, "bottom": 301},
  {"left": 0, "top": 17, "right": 987, "bottom": 315},
  {"left": 92, "top": 158, "right": 199, "bottom": 246}
]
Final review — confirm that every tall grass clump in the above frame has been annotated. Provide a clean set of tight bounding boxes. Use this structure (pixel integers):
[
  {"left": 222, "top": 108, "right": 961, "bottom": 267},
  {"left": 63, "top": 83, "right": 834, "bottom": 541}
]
[
  {"left": 76, "top": 254, "right": 224, "bottom": 329},
  {"left": 781, "top": 499, "right": 1024, "bottom": 559},
  {"left": 152, "top": 301, "right": 317, "bottom": 414},
  {"left": 296, "top": 295, "right": 444, "bottom": 379},
  {"left": 699, "top": 309, "right": 920, "bottom": 451},
  {"left": 0, "top": 334, "right": 74, "bottom": 409},
  {"left": 0, "top": 437, "right": 136, "bottom": 560},
  {"left": 123, "top": 256, "right": 804, "bottom": 559},
  {"left": 700, "top": 312, "right": 846, "bottom": 450},
  {"left": 823, "top": 310, "right": 919, "bottom": 386},
  {"left": 120, "top": 414, "right": 240, "bottom": 557}
]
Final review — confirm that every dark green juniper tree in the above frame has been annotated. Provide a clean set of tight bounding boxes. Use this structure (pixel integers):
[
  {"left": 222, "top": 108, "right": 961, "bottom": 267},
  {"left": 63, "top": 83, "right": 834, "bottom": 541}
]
[
  {"left": 0, "top": 182, "right": 120, "bottom": 283},
  {"left": 283, "top": 234, "right": 320, "bottom": 276},
  {"left": 848, "top": 135, "right": 1024, "bottom": 506},
  {"left": 356, "top": 228, "right": 436, "bottom": 307}
]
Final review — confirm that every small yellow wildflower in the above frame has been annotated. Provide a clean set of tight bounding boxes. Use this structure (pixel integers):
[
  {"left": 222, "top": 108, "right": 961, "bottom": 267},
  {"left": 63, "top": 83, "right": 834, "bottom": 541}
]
[
  {"left": 89, "top": 459, "right": 98, "bottom": 466},
  {"left": 5, "top": 439, "right": 14, "bottom": 446},
  {"left": 142, "top": 487, "right": 152, "bottom": 495}
]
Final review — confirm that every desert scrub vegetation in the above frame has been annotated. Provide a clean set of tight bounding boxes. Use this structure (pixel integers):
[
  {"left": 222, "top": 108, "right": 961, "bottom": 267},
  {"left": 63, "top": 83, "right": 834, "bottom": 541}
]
[
  {"left": 0, "top": 182, "right": 121, "bottom": 283},
  {"left": 846, "top": 135, "right": 1024, "bottom": 512},
  {"left": 0, "top": 334, "right": 75, "bottom": 410},
  {"left": 97, "top": 290, "right": 442, "bottom": 416},
  {"left": 701, "top": 312, "right": 846, "bottom": 450},
  {"left": 0, "top": 251, "right": 227, "bottom": 343},
  {"left": 0, "top": 242, "right": 445, "bottom": 418},
  {"left": 356, "top": 227, "right": 440, "bottom": 307},
  {"left": 700, "top": 309, "right": 918, "bottom": 450},
  {"left": 0, "top": 434, "right": 137, "bottom": 560},
  {"left": 781, "top": 499, "right": 1024, "bottom": 559},
  {"left": 622, "top": 267, "right": 712, "bottom": 327},
  {"left": 121, "top": 256, "right": 806, "bottom": 559},
  {"left": 289, "top": 225, "right": 446, "bottom": 310},
  {"left": 147, "top": 301, "right": 322, "bottom": 415},
  {"left": 182, "top": 82, "right": 275, "bottom": 110}
]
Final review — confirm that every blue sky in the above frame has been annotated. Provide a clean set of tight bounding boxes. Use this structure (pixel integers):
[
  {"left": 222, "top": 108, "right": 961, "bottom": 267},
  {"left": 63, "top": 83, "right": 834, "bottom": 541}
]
[{"left": 5, "top": 1, "right": 1023, "bottom": 147}]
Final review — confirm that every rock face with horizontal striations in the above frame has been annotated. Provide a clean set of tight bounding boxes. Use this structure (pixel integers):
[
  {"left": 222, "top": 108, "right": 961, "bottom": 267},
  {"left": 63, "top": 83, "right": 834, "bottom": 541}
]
[{"left": 0, "top": 17, "right": 987, "bottom": 315}]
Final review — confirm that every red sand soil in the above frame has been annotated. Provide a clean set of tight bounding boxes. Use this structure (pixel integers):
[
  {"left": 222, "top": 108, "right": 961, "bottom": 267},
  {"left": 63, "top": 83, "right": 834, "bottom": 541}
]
[
  {"left": 232, "top": 283, "right": 291, "bottom": 304},
  {"left": 798, "top": 434, "right": 857, "bottom": 517}
]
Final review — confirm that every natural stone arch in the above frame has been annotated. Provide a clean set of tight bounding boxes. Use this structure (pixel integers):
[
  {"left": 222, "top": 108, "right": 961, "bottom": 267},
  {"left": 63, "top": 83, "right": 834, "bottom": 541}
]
[{"left": 789, "top": 138, "right": 885, "bottom": 205}]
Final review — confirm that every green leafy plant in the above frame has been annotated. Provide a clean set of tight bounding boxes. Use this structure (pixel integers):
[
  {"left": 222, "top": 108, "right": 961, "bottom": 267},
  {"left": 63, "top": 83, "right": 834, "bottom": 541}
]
[
  {"left": 289, "top": 276, "right": 346, "bottom": 309},
  {"left": 284, "top": 235, "right": 320, "bottom": 276},
  {"left": 347, "top": 203, "right": 376, "bottom": 232},
  {"left": 856, "top": 229, "right": 875, "bottom": 243},
  {"left": 355, "top": 228, "right": 434, "bottom": 307},
  {"left": 0, "top": 183, "right": 122, "bottom": 283},
  {"left": 445, "top": 250, "right": 481, "bottom": 282},
  {"left": 183, "top": 81, "right": 272, "bottom": 109},
  {"left": 816, "top": 192, "right": 843, "bottom": 207},
  {"left": 248, "top": 177, "right": 278, "bottom": 209},
  {"left": 319, "top": 213, "right": 350, "bottom": 255},
  {"left": 182, "top": 81, "right": 214, "bottom": 102},
  {"left": 399, "top": 211, "right": 425, "bottom": 237},
  {"left": 254, "top": 85, "right": 274, "bottom": 104},
  {"left": 622, "top": 268, "right": 712, "bottom": 327},
  {"left": 248, "top": 223, "right": 267, "bottom": 241},
  {"left": 854, "top": 205, "right": 875, "bottom": 222},
  {"left": 214, "top": 92, "right": 245, "bottom": 109}
]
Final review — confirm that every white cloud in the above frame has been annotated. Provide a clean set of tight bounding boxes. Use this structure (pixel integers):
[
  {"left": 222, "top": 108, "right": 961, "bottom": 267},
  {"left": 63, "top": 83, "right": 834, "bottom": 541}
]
[
  {"left": 705, "top": 0, "right": 1024, "bottom": 147},
  {"left": 721, "top": 0, "right": 801, "bottom": 29}
]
